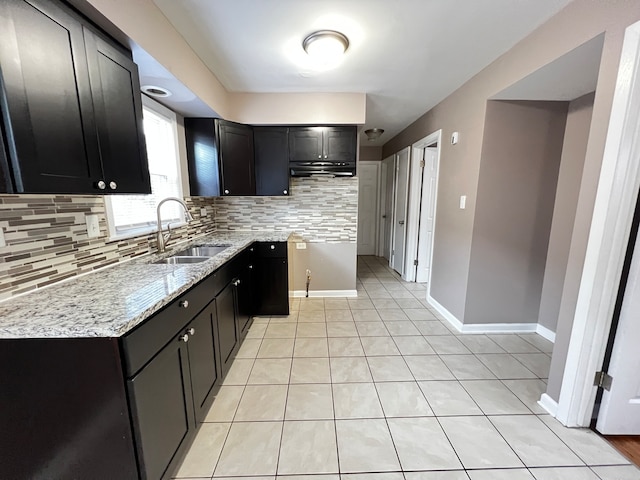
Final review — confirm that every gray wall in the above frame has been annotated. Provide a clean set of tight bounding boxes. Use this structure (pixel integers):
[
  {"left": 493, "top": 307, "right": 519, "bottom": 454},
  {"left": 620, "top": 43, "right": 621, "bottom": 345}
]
[
  {"left": 465, "top": 101, "right": 568, "bottom": 325},
  {"left": 539, "top": 93, "right": 595, "bottom": 333},
  {"left": 381, "top": 1, "right": 640, "bottom": 328}
]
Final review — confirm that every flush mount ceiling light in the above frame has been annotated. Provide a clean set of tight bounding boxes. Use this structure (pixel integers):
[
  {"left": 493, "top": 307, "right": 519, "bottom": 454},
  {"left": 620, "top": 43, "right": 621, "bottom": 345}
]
[
  {"left": 303, "top": 30, "right": 349, "bottom": 66},
  {"left": 141, "top": 85, "right": 172, "bottom": 98},
  {"left": 364, "top": 128, "right": 384, "bottom": 141}
]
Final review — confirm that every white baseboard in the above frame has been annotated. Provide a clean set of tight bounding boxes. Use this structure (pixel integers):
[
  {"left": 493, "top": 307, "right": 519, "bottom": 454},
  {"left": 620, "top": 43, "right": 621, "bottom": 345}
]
[
  {"left": 536, "top": 324, "right": 557, "bottom": 343},
  {"left": 427, "top": 295, "right": 463, "bottom": 332},
  {"left": 538, "top": 393, "right": 559, "bottom": 417},
  {"left": 460, "top": 322, "right": 538, "bottom": 335},
  {"left": 292, "top": 290, "right": 358, "bottom": 298}
]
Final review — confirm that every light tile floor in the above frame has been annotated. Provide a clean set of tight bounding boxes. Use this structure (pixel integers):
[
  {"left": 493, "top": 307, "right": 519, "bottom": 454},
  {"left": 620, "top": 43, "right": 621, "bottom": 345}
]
[{"left": 174, "top": 255, "right": 640, "bottom": 480}]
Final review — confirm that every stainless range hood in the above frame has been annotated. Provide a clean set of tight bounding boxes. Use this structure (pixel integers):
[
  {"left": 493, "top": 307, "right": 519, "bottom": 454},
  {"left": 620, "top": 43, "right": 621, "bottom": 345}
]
[{"left": 290, "top": 161, "right": 356, "bottom": 177}]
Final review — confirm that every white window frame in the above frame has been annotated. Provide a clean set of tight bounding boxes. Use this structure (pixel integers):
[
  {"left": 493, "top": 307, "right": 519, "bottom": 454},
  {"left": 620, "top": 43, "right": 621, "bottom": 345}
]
[{"left": 105, "top": 95, "right": 185, "bottom": 240}]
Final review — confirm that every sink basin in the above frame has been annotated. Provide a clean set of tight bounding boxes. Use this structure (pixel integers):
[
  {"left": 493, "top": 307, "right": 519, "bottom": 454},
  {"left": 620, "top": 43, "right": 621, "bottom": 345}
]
[
  {"left": 153, "top": 256, "right": 210, "bottom": 265},
  {"left": 173, "top": 245, "right": 230, "bottom": 257}
]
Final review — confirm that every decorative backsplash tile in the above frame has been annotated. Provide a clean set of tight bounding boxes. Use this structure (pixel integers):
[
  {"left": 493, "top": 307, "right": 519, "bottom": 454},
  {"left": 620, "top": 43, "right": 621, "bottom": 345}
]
[
  {"left": 214, "top": 177, "right": 358, "bottom": 243},
  {"left": 0, "top": 195, "right": 215, "bottom": 300}
]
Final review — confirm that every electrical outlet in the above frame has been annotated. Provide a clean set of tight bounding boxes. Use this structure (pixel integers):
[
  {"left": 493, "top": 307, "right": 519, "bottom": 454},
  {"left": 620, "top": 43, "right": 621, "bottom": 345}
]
[
  {"left": 0, "top": 227, "right": 6, "bottom": 247},
  {"left": 85, "top": 214, "right": 100, "bottom": 238},
  {"left": 296, "top": 242, "right": 307, "bottom": 249},
  {"left": 200, "top": 208, "right": 207, "bottom": 217}
]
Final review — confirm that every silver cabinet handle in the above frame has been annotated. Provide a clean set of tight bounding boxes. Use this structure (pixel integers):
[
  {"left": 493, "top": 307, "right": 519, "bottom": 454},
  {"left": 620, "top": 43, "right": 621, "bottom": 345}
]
[
  {"left": 109, "top": 181, "right": 117, "bottom": 190},
  {"left": 179, "top": 300, "right": 189, "bottom": 309},
  {"left": 179, "top": 334, "right": 189, "bottom": 343},
  {"left": 224, "top": 189, "right": 230, "bottom": 195},
  {"left": 97, "top": 180, "right": 106, "bottom": 190},
  {"left": 270, "top": 245, "right": 275, "bottom": 250},
  {"left": 283, "top": 190, "right": 288, "bottom": 195},
  {"left": 187, "top": 327, "right": 195, "bottom": 336}
]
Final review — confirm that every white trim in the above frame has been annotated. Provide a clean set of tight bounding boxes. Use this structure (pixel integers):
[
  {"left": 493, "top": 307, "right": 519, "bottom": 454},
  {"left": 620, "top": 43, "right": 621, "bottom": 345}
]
[
  {"left": 557, "top": 20, "right": 640, "bottom": 427},
  {"left": 293, "top": 290, "right": 358, "bottom": 298},
  {"left": 427, "top": 294, "right": 464, "bottom": 332},
  {"left": 536, "top": 324, "right": 557, "bottom": 343},
  {"left": 460, "top": 322, "right": 538, "bottom": 335},
  {"left": 539, "top": 393, "right": 560, "bottom": 417}
]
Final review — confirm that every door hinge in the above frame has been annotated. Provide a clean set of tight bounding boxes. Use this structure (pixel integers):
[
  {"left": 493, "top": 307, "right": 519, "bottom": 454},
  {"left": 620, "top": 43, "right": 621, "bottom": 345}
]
[
  {"left": 420, "top": 159, "right": 425, "bottom": 168},
  {"left": 413, "top": 259, "right": 418, "bottom": 266},
  {"left": 593, "top": 371, "right": 613, "bottom": 391}
]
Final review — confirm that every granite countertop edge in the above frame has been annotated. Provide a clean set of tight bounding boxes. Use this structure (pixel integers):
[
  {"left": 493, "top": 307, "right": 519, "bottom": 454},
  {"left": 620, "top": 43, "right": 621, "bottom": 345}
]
[{"left": 0, "top": 230, "right": 292, "bottom": 339}]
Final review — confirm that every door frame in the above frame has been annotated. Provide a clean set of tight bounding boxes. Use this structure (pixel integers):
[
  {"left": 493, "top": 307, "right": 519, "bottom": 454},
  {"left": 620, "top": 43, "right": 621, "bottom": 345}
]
[
  {"left": 357, "top": 161, "right": 381, "bottom": 255},
  {"left": 403, "top": 130, "right": 442, "bottom": 282},
  {"left": 556, "top": 20, "right": 640, "bottom": 427},
  {"left": 377, "top": 156, "right": 394, "bottom": 258}
]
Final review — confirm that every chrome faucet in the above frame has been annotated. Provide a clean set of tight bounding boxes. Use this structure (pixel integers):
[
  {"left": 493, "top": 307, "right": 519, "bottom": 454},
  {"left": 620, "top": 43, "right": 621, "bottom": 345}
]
[{"left": 156, "top": 197, "right": 194, "bottom": 253}]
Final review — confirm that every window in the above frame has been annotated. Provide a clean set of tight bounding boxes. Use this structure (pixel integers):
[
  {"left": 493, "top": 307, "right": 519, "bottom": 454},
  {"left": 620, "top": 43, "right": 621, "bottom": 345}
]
[{"left": 105, "top": 96, "right": 185, "bottom": 239}]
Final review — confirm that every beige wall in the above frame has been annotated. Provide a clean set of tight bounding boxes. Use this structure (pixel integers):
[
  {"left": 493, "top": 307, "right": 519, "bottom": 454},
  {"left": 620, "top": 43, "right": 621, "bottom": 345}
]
[
  {"left": 359, "top": 146, "right": 383, "bottom": 162},
  {"left": 289, "top": 243, "right": 357, "bottom": 293},
  {"left": 538, "top": 93, "right": 595, "bottom": 333},
  {"left": 382, "top": 0, "right": 640, "bottom": 326},
  {"left": 465, "top": 101, "right": 568, "bottom": 325}
]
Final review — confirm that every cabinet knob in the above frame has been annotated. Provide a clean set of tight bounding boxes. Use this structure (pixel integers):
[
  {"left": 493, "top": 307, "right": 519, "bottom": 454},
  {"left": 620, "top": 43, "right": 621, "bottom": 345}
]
[
  {"left": 233, "top": 279, "right": 241, "bottom": 286},
  {"left": 97, "top": 180, "right": 106, "bottom": 190},
  {"left": 179, "top": 333, "right": 189, "bottom": 343},
  {"left": 283, "top": 190, "right": 288, "bottom": 195},
  {"left": 109, "top": 181, "right": 117, "bottom": 190},
  {"left": 270, "top": 245, "right": 275, "bottom": 250},
  {"left": 224, "top": 189, "right": 230, "bottom": 195},
  {"left": 250, "top": 248, "right": 254, "bottom": 252},
  {"left": 248, "top": 265, "right": 253, "bottom": 269},
  {"left": 318, "top": 155, "right": 322, "bottom": 159},
  {"left": 187, "top": 327, "right": 195, "bottom": 336},
  {"left": 179, "top": 300, "right": 189, "bottom": 309},
  {"left": 324, "top": 155, "right": 328, "bottom": 159}
]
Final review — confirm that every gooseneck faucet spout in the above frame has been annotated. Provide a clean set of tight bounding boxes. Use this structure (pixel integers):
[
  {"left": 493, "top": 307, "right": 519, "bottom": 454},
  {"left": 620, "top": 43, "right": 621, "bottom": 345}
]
[{"left": 156, "top": 197, "right": 194, "bottom": 253}]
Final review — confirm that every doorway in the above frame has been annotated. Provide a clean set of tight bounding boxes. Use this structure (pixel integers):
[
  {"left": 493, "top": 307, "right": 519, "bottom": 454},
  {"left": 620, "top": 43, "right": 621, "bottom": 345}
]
[
  {"left": 357, "top": 162, "right": 381, "bottom": 255},
  {"left": 391, "top": 147, "right": 411, "bottom": 274}
]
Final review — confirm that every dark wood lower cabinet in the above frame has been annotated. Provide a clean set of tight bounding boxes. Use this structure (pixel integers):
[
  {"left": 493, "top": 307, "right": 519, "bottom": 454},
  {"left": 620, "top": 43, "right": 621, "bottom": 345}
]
[
  {"left": 216, "top": 281, "right": 239, "bottom": 377},
  {"left": 0, "top": 242, "right": 290, "bottom": 480},
  {"left": 127, "top": 334, "right": 195, "bottom": 480}
]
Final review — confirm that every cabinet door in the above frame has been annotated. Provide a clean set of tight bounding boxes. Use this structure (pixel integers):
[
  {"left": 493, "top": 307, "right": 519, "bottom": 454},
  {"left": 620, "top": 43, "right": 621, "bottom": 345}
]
[
  {"left": 184, "top": 118, "right": 221, "bottom": 197},
  {"left": 0, "top": 0, "right": 102, "bottom": 193},
  {"left": 324, "top": 127, "right": 357, "bottom": 162},
  {"left": 127, "top": 334, "right": 194, "bottom": 480},
  {"left": 85, "top": 29, "right": 151, "bottom": 194},
  {"left": 217, "top": 120, "right": 255, "bottom": 196},
  {"left": 186, "top": 301, "right": 221, "bottom": 423},
  {"left": 255, "top": 245, "right": 289, "bottom": 315},
  {"left": 254, "top": 127, "right": 289, "bottom": 196},
  {"left": 289, "top": 127, "right": 323, "bottom": 161},
  {"left": 236, "top": 259, "right": 255, "bottom": 337},
  {"left": 216, "top": 281, "right": 239, "bottom": 376}
]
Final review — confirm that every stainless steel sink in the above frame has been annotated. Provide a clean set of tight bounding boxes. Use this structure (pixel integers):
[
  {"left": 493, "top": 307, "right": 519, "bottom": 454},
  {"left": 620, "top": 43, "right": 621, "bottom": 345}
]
[
  {"left": 153, "top": 256, "right": 210, "bottom": 265},
  {"left": 173, "top": 245, "right": 230, "bottom": 257}
]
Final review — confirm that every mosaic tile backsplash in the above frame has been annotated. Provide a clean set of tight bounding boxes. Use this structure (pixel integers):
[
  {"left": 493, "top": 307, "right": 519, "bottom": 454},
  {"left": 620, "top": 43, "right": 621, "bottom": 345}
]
[
  {"left": 0, "top": 195, "right": 216, "bottom": 300},
  {"left": 0, "top": 177, "right": 357, "bottom": 300},
  {"left": 214, "top": 177, "right": 358, "bottom": 243}
]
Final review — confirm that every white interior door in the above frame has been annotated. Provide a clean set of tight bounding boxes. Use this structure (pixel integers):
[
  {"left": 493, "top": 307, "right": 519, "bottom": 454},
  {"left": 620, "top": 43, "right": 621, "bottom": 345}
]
[
  {"left": 416, "top": 148, "right": 438, "bottom": 283},
  {"left": 596, "top": 225, "right": 640, "bottom": 434},
  {"left": 382, "top": 156, "right": 395, "bottom": 260},
  {"left": 392, "top": 147, "right": 410, "bottom": 274},
  {"left": 357, "top": 162, "right": 380, "bottom": 255}
]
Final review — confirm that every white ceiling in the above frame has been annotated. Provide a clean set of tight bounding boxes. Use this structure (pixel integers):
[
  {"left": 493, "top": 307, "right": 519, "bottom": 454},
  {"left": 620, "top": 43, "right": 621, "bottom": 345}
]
[{"left": 152, "top": 0, "right": 571, "bottom": 146}]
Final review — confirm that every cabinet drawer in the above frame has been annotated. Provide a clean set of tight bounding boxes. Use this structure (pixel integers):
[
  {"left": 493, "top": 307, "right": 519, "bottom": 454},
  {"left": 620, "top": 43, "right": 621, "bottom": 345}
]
[
  {"left": 257, "top": 242, "right": 287, "bottom": 258},
  {"left": 122, "top": 274, "right": 217, "bottom": 377}
]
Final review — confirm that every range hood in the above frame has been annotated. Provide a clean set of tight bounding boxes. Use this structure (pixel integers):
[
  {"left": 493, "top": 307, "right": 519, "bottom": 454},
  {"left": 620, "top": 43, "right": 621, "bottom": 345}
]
[{"left": 290, "top": 161, "right": 356, "bottom": 177}]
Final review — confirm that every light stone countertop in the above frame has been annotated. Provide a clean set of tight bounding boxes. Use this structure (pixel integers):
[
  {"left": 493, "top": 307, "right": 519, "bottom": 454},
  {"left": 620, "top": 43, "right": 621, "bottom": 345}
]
[{"left": 0, "top": 231, "right": 291, "bottom": 339}]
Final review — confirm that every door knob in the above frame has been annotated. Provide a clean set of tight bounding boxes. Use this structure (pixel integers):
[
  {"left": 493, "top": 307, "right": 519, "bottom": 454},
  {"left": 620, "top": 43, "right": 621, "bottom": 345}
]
[{"left": 399, "top": 220, "right": 405, "bottom": 225}]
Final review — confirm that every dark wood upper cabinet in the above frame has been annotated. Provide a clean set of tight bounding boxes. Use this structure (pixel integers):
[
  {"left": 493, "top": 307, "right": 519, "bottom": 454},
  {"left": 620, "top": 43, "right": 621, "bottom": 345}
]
[
  {"left": 289, "top": 126, "right": 356, "bottom": 162},
  {"left": 217, "top": 120, "right": 255, "bottom": 196},
  {"left": 254, "top": 127, "right": 289, "bottom": 196},
  {"left": 0, "top": 0, "right": 150, "bottom": 194},
  {"left": 184, "top": 118, "right": 221, "bottom": 197},
  {"left": 84, "top": 28, "right": 150, "bottom": 194}
]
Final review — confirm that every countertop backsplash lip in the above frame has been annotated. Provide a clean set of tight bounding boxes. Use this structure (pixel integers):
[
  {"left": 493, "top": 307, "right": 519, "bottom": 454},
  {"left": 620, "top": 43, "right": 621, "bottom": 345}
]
[{"left": 0, "top": 230, "right": 292, "bottom": 339}]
